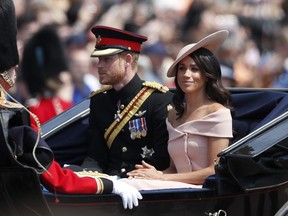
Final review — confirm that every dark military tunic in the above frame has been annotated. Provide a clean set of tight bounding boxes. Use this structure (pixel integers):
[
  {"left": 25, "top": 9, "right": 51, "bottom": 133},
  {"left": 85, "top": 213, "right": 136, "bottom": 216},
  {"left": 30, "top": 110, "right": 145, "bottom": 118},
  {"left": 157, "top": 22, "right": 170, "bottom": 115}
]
[{"left": 82, "top": 74, "right": 173, "bottom": 177}]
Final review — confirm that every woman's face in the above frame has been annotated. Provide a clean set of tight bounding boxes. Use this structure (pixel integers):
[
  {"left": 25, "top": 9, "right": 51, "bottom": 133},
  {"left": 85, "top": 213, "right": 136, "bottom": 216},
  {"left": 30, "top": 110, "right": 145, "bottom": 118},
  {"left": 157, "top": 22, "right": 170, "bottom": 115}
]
[
  {"left": 176, "top": 56, "right": 206, "bottom": 93},
  {"left": 0, "top": 66, "right": 17, "bottom": 90}
]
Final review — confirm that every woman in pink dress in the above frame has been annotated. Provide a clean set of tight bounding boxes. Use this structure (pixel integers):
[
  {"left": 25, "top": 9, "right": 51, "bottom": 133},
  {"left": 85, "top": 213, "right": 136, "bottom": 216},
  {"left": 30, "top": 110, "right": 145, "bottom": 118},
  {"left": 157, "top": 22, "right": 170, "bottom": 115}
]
[{"left": 124, "top": 30, "right": 233, "bottom": 190}]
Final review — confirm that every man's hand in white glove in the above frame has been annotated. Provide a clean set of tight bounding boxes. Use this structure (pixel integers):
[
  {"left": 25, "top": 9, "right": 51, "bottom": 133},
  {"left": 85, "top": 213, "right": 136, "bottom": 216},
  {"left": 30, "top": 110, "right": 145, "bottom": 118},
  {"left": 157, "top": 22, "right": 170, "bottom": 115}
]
[{"left": 112, "top": 180, "right": 142, "bottom": 209}]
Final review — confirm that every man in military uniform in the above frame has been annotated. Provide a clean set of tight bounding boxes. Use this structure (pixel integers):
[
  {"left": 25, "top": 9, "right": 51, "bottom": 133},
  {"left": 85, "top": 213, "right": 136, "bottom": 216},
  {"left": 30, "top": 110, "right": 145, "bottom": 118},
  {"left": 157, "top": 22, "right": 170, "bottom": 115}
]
[{"left": 81, "top": 26, "right": 173, "bottom": 177}]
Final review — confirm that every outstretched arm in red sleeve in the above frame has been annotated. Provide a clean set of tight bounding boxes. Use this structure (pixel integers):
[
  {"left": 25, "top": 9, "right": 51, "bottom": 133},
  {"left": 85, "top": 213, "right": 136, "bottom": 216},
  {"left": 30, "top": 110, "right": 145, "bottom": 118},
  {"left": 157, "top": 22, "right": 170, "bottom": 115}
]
[{"left": 40, "top": 160, "right": 113, "bottom": 194}]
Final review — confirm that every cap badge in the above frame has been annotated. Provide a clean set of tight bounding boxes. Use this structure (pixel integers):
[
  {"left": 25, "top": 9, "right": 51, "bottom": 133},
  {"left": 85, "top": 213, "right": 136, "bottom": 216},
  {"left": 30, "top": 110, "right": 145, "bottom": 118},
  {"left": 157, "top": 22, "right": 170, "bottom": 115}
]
[{"left": 96, "top": 35, "right": 101, "bottom": 44}]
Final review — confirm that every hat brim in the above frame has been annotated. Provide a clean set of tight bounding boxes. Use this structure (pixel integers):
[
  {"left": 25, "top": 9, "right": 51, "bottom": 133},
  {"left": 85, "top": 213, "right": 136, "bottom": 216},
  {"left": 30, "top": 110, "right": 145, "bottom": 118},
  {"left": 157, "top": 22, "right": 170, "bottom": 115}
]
[
  {"left": 167, "top": 30, "right": 229, "bottom": 77},
  {"left": 91, "top": 48, "right": 123, "bottom": 57}
]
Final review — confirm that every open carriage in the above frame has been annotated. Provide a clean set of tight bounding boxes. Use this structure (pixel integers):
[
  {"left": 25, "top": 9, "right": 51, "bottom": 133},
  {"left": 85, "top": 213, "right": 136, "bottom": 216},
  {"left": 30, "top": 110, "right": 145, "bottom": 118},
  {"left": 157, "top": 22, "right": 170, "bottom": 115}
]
[{"left": 1, "top": 88, "right": 288, "bottom": 216}]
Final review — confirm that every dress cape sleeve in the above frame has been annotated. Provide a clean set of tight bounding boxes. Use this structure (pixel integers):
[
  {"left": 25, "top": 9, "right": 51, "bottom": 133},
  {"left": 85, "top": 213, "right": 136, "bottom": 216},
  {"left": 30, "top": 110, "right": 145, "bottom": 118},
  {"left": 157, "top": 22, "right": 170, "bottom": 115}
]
[{"left": 168, "top": 109, "right": 233, "bottom": 139}]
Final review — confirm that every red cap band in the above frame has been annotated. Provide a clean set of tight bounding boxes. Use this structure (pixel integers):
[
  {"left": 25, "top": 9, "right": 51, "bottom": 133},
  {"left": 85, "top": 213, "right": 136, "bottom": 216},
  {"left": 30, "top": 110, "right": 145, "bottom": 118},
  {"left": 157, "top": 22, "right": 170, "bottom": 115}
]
[{"left": 96, "top": 37, "right": 141, "bottom": 52}]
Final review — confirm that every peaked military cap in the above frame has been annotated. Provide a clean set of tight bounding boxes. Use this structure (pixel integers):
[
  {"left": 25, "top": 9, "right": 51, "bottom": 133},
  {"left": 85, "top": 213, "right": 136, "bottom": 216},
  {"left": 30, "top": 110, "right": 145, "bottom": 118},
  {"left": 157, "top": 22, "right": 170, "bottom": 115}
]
[{"left": 90, "top": 25, "right": 148, "bottom": 57}]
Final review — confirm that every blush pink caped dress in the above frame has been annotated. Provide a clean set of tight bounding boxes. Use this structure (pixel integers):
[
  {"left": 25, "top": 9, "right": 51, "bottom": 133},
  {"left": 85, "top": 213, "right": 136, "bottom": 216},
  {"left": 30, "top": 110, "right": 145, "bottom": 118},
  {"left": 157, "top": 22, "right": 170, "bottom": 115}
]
[{"left": 121, "top": 108, "right": 233, "bottom": 190}]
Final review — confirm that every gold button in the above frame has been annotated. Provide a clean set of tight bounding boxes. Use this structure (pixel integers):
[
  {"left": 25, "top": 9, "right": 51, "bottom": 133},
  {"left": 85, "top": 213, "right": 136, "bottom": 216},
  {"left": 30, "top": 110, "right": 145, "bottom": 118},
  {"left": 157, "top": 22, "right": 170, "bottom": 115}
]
[
  {"left": 122, "top": 147, "right": 127, "bottom": 152},
  {"left": 121, "top": 168, "right": 126, "bottom": 173}
]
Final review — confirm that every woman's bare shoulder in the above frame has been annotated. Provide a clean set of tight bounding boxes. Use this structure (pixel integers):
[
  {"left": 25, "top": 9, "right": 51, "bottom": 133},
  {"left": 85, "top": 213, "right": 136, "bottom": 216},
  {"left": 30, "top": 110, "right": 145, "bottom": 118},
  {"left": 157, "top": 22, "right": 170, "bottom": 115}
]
[
  {"left": 208, "top": 102, "right": 227, "bottom": 113},
  {"left": 167, "top": 106, "right": 177, "bottom": 122}
]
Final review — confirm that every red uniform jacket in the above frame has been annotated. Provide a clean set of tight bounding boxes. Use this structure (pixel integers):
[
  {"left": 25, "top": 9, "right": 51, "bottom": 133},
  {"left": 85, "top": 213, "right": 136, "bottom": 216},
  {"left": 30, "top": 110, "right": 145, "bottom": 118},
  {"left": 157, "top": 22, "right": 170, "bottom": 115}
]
[
  {"left": 28, "top": 96, "right": 72, "bottom": 124},
  {"left": 40, "top": 160, "right": 113, "bottom": 194}
]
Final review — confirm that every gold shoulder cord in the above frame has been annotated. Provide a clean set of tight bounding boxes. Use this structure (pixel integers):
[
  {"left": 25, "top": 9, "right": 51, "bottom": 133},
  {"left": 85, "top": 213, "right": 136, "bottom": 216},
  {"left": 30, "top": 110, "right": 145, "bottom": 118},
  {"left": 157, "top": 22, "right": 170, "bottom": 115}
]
[
  {"left": 0, "top": 85, "right": 46, "bottom": 174},
  {"left": 104, "top": 86, "right": 156, "bottom": 148}
]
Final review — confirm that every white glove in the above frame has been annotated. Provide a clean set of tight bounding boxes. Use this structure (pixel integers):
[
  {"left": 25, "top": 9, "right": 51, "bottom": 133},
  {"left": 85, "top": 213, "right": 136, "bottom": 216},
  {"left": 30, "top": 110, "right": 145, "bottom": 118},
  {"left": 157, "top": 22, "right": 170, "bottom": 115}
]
[{"left": 112, "top": 180, "right": 142, "bottom": 209}]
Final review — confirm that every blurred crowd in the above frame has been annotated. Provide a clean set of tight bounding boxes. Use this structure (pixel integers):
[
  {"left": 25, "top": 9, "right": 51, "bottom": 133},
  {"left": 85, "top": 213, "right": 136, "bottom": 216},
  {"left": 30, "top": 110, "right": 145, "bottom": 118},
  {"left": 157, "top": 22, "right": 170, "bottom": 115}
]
[{"left": 10, "top": 0, "right": 288, "bottom": 123}]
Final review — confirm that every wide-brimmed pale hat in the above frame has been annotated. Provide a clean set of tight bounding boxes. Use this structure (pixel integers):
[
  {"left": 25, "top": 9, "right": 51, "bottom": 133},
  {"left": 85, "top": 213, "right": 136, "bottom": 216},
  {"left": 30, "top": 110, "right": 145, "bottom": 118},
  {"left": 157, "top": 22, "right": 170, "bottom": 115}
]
[
  {"left": 90, "top": 25, "right": 147, "bottom": 57},
  {"left": 167, "top": 30, "right": 229, "bottom": 77}
]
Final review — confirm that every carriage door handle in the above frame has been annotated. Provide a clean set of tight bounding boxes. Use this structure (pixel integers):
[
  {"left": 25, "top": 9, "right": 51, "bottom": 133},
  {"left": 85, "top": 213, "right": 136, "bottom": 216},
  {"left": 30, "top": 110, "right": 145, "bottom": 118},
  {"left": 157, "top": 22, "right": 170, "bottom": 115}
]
[{"left": 207, "top": 209, "right": 227, "bottom": 216}]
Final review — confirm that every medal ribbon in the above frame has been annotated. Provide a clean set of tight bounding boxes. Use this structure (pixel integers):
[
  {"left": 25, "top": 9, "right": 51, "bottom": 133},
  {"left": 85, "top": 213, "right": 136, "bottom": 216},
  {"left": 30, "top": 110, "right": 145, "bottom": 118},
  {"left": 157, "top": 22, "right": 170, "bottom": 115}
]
[{"left": 104, "top": 86, "right": 155, "bottom": 148}]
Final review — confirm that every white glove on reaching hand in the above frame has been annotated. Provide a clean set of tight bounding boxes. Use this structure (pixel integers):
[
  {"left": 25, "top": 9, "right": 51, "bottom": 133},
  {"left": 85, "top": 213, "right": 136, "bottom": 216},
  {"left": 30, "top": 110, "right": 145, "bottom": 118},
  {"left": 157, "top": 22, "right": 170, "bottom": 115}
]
[{"left": 112, "top": 180, "right": 142, "bottom": 209}]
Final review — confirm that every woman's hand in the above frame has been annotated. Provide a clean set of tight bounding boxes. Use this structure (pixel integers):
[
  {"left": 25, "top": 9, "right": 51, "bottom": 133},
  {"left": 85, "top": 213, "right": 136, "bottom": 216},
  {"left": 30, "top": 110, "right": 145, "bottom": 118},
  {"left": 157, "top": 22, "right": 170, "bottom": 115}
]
[
  {"left": 127, "top": 161, "right": 163, "bottom": 180},
  {"left": 134, "top": 160, "right": 154, "bottom": 169}
]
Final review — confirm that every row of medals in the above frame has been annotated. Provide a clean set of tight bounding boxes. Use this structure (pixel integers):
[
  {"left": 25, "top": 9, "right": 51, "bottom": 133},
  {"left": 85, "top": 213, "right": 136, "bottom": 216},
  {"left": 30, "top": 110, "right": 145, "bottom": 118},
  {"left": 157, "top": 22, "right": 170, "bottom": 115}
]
[
  {"left": 115, "top": 102, "right": 147, "bottom": 140},
  {"left": 129, "top": 118, "right": 147, "bottom": 140}
]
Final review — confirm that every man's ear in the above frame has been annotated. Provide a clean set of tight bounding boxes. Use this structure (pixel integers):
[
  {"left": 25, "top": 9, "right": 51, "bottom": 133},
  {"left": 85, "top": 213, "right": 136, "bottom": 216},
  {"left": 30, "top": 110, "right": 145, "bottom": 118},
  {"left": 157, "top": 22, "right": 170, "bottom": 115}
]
[{"left": 124, "top": 54, "right": 133, "bottom": 67}]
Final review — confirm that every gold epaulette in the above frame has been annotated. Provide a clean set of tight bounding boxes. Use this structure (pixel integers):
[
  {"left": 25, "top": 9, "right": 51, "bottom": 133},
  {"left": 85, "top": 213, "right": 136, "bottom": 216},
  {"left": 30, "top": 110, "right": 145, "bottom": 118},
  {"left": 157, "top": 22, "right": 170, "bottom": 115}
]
[
  {"left": 142, "top": 81, "right": 169, "bottom": 93},
  {"left": 90, "top": 85, "right": 112, "bottom": 97}
]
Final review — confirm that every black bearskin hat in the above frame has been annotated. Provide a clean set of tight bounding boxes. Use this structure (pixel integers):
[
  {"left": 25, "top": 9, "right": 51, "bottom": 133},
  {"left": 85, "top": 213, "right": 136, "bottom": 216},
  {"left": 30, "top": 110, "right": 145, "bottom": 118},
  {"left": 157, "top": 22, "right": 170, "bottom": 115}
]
[
  {"left": 21, "top": 25, "right": 69, "bottom": 96},
  {"left": 0, "top": 0, "right": 19, "bottom": 73}
]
